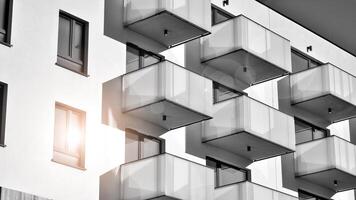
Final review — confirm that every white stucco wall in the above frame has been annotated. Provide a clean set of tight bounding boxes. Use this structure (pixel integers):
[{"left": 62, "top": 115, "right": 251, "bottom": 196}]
[{"left": 0, "top": 0, "right": 127, "bottom": 199}]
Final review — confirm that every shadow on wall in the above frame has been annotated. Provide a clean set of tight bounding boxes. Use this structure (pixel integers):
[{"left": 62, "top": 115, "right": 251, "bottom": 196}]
[
  {"left": 103, "top": 0, "right": 166, "bottom": 53},
  {"left": 99, "top": 167, "right": 121, "bottom": 200}
]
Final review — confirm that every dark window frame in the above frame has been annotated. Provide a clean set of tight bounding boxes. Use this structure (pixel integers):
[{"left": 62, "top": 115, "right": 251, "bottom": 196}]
[
  {"left": 295, "top": 117, "right": 329, "bottom": 145},
  {"left": 0, "top": 0, "right": 13, "bottom": 46},
  {"left": 52, "top": 102, "right": 86, "bottom": 170},
  {"left": 0, "top": 81, "right": 7, "bottom": 147},
  {"left": 125, "top": 128, "right": 165, "bottom": 163},
  {"left": 206, "top": 157, "right": 251, "bottom": 188},
  {"left": 211, "top": 4, "right": 234, "bottom": 26},
  {"left": 126, "top": 42, "right": 164, "bottom": 71},
  {"left": 56, "top": 10, "right": 89, "bottom": 76},
  {"left": 291, "top": 48, "right": 323, "bottom": 73}
]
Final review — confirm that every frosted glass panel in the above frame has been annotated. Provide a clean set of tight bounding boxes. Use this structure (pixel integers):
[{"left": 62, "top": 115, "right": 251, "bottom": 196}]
[
  {"left": 295, "top": 136, "right": 356, "bottom": 176},
  {"left": 120, "top": 154, "right": 214, "bottom": 200},
  {"left": 0, "top": 187, "right": 50, "bottom": 200},
  {"left": 214, "top": 182, "right": 298, "bottom": 200},
  {"left": 290, "top": 64, "right": 356, "bottom": 106},
  {"left": 122, "top": 61, "right": 212, "bottom": 116},
  {"left": 203, "top": 96, "right": 295, "bottom": 150},
  {"left": 201, "top": 15, "right": 291, "bottom": 72},
  {"left": 124, "top": 0, "right": 210, "bottom": 31}
]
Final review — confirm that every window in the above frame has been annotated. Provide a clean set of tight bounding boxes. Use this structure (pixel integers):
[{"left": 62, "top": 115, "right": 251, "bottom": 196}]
[
  {"left": 211, "top": 5, "right": 234, "bottom": 26},
  {"left": 0, "top": 81, "right": 7, "bottom": 147},
  {"left": 125, "top": 129, "right": 163, "bottom": 163},
  {"left": 295, "top": 118, "right": 328, "bottom": 144},
  {"left": 53, "top": 102, "right": 86, "bottom": 169},
  {"left": 299, "top": 190, "right": 330, "bottom": 200},
  {"left": 57, "top": 11, "right": 89, "bottom": 75},
  {"left": 0, "top": 0, "right": 13, "bottom": 45},
  {"left": 291, "top": 49, "right": 322, "bottom": 73},
  {"left": 213, "top": 82, "right": 243, "bottom": 103},
  {"left": 207, "top": 157, "right": 250, "bottom": 187},
  {"left": 126, "top": 43, "right": 164, "bottom": 72}
]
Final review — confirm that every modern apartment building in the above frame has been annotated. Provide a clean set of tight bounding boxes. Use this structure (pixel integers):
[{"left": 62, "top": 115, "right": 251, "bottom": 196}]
[{"left": 0, "top": 0, "right": 356, "bottom": 199}]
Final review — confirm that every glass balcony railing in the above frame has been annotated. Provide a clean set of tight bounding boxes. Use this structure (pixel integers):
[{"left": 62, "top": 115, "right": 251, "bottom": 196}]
[
  {"left": 214, "top": 181, "right": 298, "bottom": 200},
  {"left": 201, "top": 15, "right": 291, "bottom": 90},
  {"left": 290, "top": 63, "right": 356, "bottom": 123},
  {"left": 124, "top": 0, "right": 211, "bottom": 48},
  {"left": 202, "top": 95, "right": 295, "bottom": 161},
  {"left": 122, "top": 60, "right": 213, "bottom": 130},
  {"left": 295, "top": 136, "right": 356, "bottom": 192},
  {"left": 120, "top": 153, "right": 215, "bottom": 200}
]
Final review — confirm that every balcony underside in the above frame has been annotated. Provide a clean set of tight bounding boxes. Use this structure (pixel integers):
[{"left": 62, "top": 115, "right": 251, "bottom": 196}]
[
  {"left": 202, "top": 49, "right": 288, "bottom": 90},
  {"left": 292, "top": 94, "right": 356, "bottom": 123},
  {"left": 204, "top": 131, "right": 293, "bottom": 161},
  {"left": 126, "top": 11, "right": 209, "bottom": 48},
  {"left": 125, "top": 100, "right": 211, "bottom": 130},
  {"left": 297, "top": 168, "right": 356, "bottom": 192}
]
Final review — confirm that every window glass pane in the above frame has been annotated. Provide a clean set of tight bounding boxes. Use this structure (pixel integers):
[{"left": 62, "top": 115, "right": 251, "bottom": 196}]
[
  {"left": 58, "top": 15, "right": 71, "bottom": 58},
  {"left": 54, "top": 107, "right": 67, "bottom": 152},
  {"left": 313, "top": 129, "right": 326, "bottom": 140},
  {"left": 72, "top": 21, "right": 84, "bottom": 63},
  {"left": 213, "top": 82, "right": 241, "bottom": 103},
  {"left": 0, "top": 0, "right": 8, "bottom": 32},
  {"left": 296, "top": 128, "right": 313, "bottom": 144},
  {"left": 217, "top": 164, "right": 247, "bottom": 187},
  {"left": 212, "top": 7, "right": 232, "bottom": 25},
  {"left": 291, "top": 51, "right": 309, "bottom": 73},
  {"left": 126, "top": 45, "right": 140, "bottom": 72},
  {"left": 140, "top": 138, "right": 160, "bottom": 159},
  {"left": 67, "top": 111, "right": 82, "bottom": 157},
  {"left": 125, "top": 132, "right": 139, "bottom": 162},
  {"left": 143, "top": 54, "right": 160, "bottom": 67}
]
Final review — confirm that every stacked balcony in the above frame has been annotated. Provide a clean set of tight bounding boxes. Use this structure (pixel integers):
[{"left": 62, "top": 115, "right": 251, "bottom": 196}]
[
  {"left": 295, "top": 136, "right": 356, "bottom": 192},
  {"left": 202, "top": 95, "right": 295, "bottom": 161},
  {"left": 124, "top": 0, "right": 211, "bottom": 48},
  {"left": 214, "top": 181, "right": 298, "bottom": 200},
  {"left": 201, "top": 15, "right": 291, "bottom": 90},
  {"left": 122, "top": 60, "right": 213, "bottom": 130},
  {"left": 120, "top": 153, "right": 215, "bottom": 200},
  {"left": 290, "top": 63, "right": 356, "bottom": 123}
]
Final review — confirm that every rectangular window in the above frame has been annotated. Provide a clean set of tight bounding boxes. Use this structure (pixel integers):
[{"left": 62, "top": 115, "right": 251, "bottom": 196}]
[
  {"left": 126, "top": 43, "right": 164, "bottom": 72},
  {"left": 213, "top": 82, "right": 243, "bottom": 103},
  {"left": 0, "top": 81, "right": 7, "bottom": 147},
  {"left": 207, "top": 157, "right": 250, "bottom": 187},
  {"left": 211, "top": 5, "right": 234, "bottom": 26},
  {"left": 295, "top": 118, "right": 327, "bottom": 144},
  {"left": 291, "top": 49, "right": 322, "bottom": 73},
  {"left": 125, "top": 129, "right": 163, "bottom": 163},
  {"left": 57, "top": 11, "right": 89, "bottom": 75},
  {"left": 0, "top": 0, "right": 12, "bottom": 45},
  {"left": 53, "top": 102, "right": 86, "bottom": 169}
]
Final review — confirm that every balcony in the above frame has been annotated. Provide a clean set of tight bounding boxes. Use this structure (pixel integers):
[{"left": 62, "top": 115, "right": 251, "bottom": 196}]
[
  {"left": 122, "top": 60, "right": 212, "bottom": 130},
  {"left": 214, "top": 181, "right": 298, "bottom": 200},
  {"left": 201, "top": 15, "right": 291, "bottom": 90},
  {"left": 290, "top": 63, "right": 356, "bottom": 123},
  {"left": 124, "top": 0, "right": 211, "bottom": 48},
  {"left": 295, "top": 136, "right": 356, "bottom": 192},
  {"left": 120, "top": 153, "right": 214, "bottom": 200},
  {"left": 202, "top": 96, "right": 295, "bottom": 161}
]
